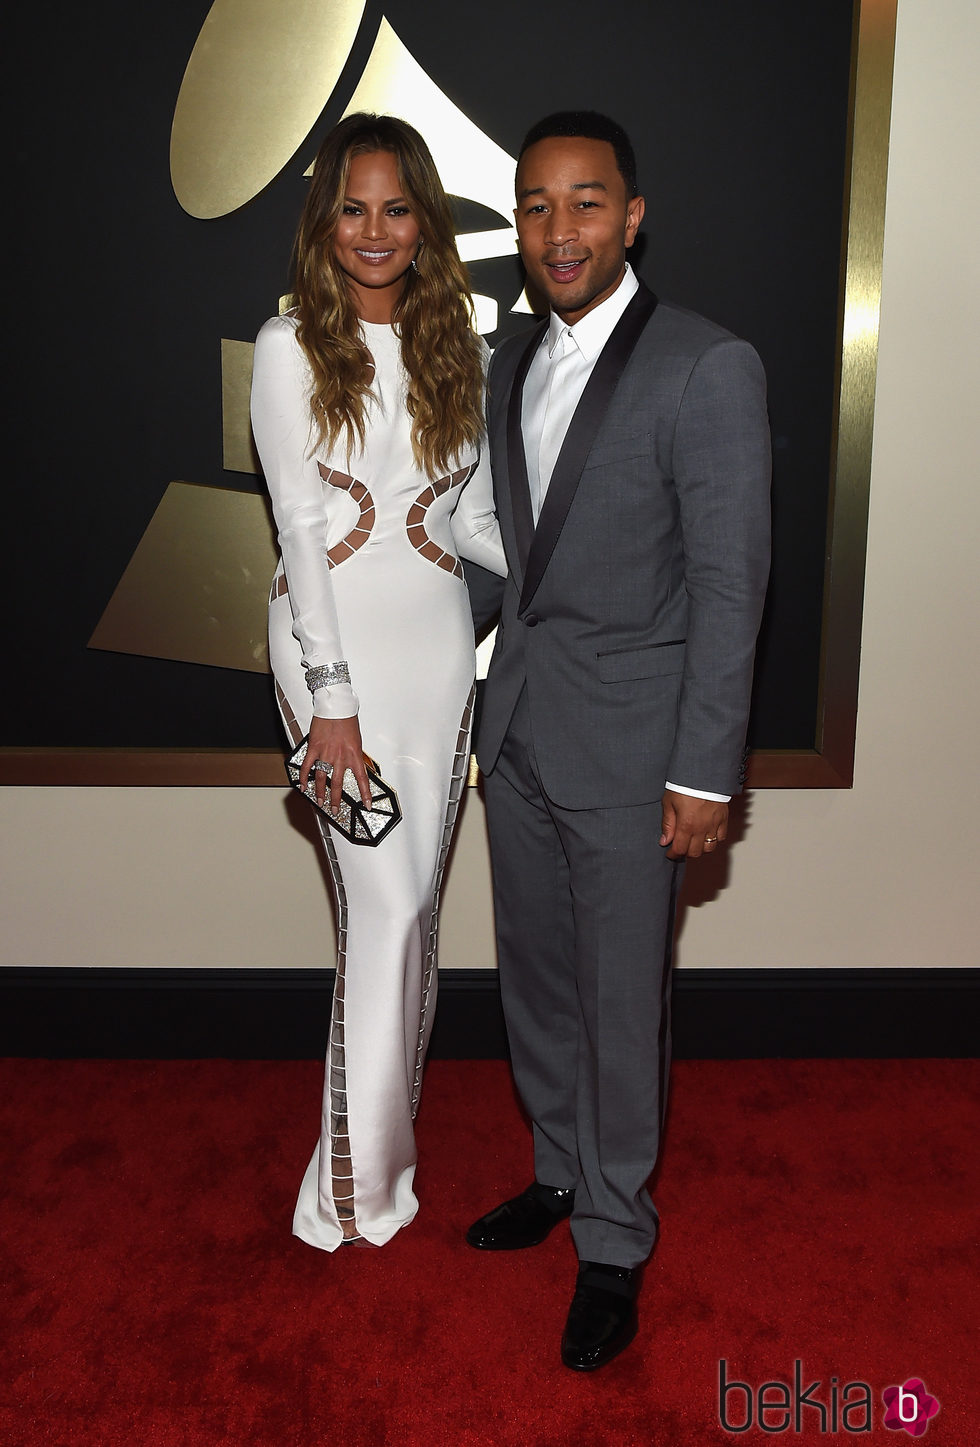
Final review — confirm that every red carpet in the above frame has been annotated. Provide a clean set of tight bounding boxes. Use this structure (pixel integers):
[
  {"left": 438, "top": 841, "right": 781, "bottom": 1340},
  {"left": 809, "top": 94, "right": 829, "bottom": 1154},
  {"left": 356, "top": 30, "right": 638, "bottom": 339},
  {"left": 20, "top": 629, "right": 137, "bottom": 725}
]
[{"left": 1, "top": 1057, "right": 977, "bottom": 1445}]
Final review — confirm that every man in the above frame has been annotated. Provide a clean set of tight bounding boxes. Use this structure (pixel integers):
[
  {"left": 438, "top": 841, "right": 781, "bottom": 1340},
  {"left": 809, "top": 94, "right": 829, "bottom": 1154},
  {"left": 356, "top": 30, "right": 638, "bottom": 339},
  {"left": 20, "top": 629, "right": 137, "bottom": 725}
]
[{"left": 463, "top": 112, "right": 771, "bottom": 1370}]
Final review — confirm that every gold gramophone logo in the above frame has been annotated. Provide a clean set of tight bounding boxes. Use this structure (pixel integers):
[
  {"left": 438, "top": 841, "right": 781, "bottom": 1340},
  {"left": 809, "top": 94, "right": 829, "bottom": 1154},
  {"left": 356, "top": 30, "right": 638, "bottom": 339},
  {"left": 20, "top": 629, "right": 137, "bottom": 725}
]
[{"left": 89, "top": 0, "right": 524, "bottom": 677}]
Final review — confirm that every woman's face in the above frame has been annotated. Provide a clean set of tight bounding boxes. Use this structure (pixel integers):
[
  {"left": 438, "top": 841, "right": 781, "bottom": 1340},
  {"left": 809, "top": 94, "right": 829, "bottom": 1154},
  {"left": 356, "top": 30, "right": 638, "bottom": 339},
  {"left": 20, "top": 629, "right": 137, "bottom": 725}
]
[{"left": 333, "top": 149, "right": 422, "bottom": 321}]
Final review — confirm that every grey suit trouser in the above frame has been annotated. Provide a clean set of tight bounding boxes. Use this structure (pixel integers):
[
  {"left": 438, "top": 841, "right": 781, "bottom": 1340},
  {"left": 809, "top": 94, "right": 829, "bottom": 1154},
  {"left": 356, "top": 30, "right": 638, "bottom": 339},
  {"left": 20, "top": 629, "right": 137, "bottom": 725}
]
[{"left": 483, "top": 690, "right": 681, "bottom": 1268}]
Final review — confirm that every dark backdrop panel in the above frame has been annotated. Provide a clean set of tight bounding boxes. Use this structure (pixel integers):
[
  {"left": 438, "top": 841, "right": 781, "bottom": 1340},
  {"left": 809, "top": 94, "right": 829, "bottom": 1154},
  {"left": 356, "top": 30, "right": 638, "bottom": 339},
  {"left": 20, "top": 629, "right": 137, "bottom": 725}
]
[{"left": 6, "top": 0, "right": 854, "bottom": 751}]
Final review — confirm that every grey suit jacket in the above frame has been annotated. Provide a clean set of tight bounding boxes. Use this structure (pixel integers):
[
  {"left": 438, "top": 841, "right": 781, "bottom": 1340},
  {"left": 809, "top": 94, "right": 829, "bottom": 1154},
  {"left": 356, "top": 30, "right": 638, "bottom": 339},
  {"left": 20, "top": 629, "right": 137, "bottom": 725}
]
[{"left": 474, "top": 282, "right": 771, "bottom": 810}]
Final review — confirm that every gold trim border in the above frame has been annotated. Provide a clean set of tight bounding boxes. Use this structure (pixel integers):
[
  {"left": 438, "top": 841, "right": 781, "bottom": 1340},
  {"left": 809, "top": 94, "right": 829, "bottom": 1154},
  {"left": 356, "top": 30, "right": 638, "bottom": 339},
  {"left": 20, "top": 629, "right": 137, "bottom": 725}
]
[
  {"left": 748, "top": 0, "right": 897, "bottom": 788},
  {"left": 0, "top": 0, "right": 896, "bottom": 789}
]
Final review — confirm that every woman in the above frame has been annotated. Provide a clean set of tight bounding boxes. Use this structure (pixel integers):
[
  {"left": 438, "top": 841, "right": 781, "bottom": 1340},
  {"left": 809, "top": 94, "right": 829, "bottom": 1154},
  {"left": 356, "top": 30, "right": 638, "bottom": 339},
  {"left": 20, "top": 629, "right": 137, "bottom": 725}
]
[{"left": 250, "top": 114, "right": 505, "bottom": 1250}]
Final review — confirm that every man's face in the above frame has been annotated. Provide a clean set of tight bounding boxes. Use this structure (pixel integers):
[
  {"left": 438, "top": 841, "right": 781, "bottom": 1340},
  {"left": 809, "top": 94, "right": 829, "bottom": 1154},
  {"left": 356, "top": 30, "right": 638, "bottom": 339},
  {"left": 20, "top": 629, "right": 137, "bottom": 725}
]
[{"left": 514, "top": 135, "right": 644, "bottom": 325}]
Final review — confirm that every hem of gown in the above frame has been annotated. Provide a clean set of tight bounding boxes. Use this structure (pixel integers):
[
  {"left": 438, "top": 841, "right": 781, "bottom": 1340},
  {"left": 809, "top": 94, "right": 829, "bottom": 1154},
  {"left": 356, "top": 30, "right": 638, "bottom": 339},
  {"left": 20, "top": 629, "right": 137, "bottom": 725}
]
[
  {"left": 291, "top": 1208, "right": 420, "bottom": 1253},
  {"left": 292, "top": 1147, "right": 420, "bottom": 1251}
]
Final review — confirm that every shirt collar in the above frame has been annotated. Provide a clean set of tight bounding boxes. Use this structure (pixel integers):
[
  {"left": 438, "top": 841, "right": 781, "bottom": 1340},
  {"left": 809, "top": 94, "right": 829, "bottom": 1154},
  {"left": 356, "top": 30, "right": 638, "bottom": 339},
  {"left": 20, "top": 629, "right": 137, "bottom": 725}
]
[{"left": 546, "top": 264, "right": 640, "bottom": 361}]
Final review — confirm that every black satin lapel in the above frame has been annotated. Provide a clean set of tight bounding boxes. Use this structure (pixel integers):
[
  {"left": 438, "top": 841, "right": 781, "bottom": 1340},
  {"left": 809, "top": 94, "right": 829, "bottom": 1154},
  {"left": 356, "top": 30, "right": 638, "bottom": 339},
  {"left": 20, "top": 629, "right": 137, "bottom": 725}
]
[
  {"left": 518, "top": 287, "right": 659, "bottom": 616},
  {"left": 506, "top": 322, "right": 547, "bottom": 575}
]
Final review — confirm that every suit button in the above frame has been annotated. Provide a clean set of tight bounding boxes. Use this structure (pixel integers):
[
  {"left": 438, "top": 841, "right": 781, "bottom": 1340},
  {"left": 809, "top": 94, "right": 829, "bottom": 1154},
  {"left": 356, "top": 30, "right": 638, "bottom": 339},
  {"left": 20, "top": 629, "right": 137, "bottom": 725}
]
[{"left": 523, "top": 613, "right": 539, "bottom": 627}]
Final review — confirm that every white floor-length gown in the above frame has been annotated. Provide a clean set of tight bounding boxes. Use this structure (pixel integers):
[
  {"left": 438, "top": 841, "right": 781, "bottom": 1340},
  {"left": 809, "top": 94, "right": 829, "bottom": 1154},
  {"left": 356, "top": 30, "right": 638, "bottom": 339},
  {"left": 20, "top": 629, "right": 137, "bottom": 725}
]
[{"left": 251, "top": 313, "right": 505, "bottom": 1250}]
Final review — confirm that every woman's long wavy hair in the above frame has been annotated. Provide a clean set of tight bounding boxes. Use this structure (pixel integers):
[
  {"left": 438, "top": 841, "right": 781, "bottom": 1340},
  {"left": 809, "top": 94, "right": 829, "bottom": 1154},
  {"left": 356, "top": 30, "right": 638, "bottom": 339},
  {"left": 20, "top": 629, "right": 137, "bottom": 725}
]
[{"left": 292, "top": 114, "right": 485, "bottom": 479}]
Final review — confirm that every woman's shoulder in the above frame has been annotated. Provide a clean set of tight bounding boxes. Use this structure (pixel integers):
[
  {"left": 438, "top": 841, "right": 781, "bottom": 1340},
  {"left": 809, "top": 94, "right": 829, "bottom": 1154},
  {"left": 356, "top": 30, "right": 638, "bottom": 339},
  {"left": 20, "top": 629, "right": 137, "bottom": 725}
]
[{"left": 254, "top": 310, "right": 301, "bottom": 353}]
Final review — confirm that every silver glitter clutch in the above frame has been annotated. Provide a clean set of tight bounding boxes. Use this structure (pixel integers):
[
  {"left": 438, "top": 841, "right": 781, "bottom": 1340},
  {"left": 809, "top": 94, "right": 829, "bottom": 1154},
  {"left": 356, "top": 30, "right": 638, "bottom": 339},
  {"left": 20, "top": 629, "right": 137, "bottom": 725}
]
[{"left": 285, "top": 737, "right": 402, "bottom": 846}]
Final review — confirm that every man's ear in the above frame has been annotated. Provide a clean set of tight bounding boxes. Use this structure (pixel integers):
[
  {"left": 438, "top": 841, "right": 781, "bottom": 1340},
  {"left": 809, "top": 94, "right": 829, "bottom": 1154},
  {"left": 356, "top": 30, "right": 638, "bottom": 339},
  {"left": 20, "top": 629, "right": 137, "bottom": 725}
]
[{"left": 625, "top": 194, "right": 646, "bottom": 247}]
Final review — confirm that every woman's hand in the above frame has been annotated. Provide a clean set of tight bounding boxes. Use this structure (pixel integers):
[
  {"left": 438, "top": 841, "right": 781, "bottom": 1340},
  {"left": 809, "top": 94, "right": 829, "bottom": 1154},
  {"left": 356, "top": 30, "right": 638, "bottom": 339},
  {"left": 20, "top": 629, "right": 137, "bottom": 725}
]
[{"left": 299, "top": 715, "right": 373, "bottom": 813}]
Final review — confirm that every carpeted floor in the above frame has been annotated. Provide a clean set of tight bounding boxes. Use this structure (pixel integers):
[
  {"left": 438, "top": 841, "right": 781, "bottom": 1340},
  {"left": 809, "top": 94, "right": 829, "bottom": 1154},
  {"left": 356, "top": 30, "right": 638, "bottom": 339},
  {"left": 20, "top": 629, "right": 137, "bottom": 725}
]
[{"left": 1, "top": 1057, "right": 977, "bottom": 1445}]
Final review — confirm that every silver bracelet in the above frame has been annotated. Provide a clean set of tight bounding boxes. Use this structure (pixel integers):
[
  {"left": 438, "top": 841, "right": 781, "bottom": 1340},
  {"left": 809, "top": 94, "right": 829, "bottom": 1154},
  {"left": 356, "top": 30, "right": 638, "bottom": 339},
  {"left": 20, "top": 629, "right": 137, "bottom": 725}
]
[{"left": 304, "top": 660, "right": 351, "bottom": 695}]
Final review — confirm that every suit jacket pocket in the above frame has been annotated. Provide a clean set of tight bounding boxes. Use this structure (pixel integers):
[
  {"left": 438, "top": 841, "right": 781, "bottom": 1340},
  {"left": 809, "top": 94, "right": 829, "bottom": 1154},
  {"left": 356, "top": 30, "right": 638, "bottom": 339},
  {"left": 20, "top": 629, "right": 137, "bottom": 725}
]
[
  {"left": 583, "top": 431, "right": 652, "bottom": 470},
  {"left": 596, "top": 640, "right": 685, "bottom": 682}
]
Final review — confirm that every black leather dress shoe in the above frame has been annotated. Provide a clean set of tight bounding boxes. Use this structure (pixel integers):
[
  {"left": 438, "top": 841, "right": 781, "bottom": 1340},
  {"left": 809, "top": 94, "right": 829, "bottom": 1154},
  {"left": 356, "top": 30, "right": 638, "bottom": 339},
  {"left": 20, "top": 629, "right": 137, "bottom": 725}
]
[
  {"left": 560, "top": 1262, "right": 640, "bottom": 1371},
  {"left": 465, "top": 1182, "right": 575, "bottom": 1250}
]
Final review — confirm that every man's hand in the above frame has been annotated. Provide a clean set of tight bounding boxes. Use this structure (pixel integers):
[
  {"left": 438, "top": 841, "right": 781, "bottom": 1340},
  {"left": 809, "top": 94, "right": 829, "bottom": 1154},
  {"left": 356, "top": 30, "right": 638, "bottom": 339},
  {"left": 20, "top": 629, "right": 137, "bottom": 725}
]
[
  {"left": 300, "top": 715, "right": 372, "bottom": 813},
  {"left": 660, "top": 790, "right": 728, "bottom": 860}
]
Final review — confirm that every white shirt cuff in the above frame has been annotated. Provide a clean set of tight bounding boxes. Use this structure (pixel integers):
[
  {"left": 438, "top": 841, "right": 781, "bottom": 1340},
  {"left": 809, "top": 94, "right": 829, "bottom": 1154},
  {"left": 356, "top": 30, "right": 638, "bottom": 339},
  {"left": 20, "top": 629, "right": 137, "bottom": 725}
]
[{"left": 665, "top": 780, "right": 731, "bottom": 803}]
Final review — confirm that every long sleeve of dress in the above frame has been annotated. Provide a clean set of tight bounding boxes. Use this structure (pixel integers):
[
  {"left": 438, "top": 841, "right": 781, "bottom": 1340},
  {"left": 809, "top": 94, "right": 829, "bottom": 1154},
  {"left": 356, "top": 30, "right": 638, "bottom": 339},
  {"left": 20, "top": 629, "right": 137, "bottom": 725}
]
[
  {"left": 250, "top": 315, "right": 358, "bottom": 719},
  {"left": 450, "top": 443, "right": 507, "bottom": 577},
  {"left": 449, "top": 340, "right": 507, "bottom": 578}
]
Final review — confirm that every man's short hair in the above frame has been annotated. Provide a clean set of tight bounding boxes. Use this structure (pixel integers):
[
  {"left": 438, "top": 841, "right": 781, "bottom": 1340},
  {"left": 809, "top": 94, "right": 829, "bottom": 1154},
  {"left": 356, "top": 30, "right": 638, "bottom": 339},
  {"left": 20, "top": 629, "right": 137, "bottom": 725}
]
[{"left": 519, "top": 111, "right": 639, "bottom": 199}]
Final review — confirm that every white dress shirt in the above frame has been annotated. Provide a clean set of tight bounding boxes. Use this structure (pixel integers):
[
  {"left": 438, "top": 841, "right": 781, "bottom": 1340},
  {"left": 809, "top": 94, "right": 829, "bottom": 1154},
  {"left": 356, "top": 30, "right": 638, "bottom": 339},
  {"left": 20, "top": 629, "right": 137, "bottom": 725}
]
[
  {"left": 522, "top": 266, "right": 639, "bottom": 522},
  {"left": 520, "top": 265, "right": 729, "bottom": 804}
]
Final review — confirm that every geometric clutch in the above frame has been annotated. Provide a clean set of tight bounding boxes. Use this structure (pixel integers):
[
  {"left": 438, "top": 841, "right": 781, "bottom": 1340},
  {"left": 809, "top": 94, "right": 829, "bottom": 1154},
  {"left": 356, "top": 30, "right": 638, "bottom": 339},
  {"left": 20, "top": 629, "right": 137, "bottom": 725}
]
[{"left": 285, "top": 736, "right": 402, "bottom": 846}]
